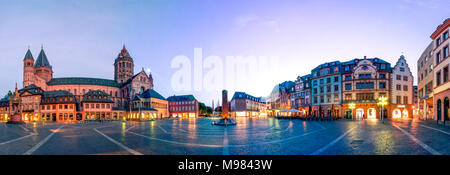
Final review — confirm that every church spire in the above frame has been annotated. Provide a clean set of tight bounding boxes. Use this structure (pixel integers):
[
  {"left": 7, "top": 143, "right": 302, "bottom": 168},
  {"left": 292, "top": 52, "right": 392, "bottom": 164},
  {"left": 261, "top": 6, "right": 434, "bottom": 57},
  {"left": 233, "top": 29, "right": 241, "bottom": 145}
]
[
  {"left": 34, "top": 47, "right": 52, "bottom": 68},
  {"left": 23, "top": 47, "right": 34, "bottom": 61}
]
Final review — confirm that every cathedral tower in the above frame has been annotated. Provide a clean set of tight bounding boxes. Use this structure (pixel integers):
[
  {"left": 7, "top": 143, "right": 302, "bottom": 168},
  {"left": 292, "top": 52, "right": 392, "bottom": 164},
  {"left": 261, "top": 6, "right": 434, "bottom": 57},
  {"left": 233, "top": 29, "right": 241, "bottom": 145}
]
[
  {"left": 34, "top": 46, "right": 53, "bottom": 82},
  {"left": 114, "top": 45, "right": 134, "bottom": 83},
  {"left": 23, "top": 48, "right": 35, "bottom": 87}
]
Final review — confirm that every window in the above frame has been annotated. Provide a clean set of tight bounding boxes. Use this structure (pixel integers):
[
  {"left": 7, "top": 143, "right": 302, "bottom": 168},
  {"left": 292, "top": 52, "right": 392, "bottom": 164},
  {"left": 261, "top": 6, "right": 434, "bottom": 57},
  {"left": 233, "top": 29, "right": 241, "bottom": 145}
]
[
  {"left": 403, "top": 85, "right": 408, "bottom": 91},
  {"left": 327, "top": 95, "right": 331, "bottom": 103},
  {"left": 86, "top": 104, "right": 89, "bottom": 109},
  {"left": 381, "top": 64, "right": 386, "bottom": 70},
  {"left": 359, "top": 74, "right": 371, "bottom": 79},
  {"left": 444, "top": 31, "right": 449, "bottom": 40},
  {"left": 444, "top": 47, "right": 449, "bottom": 58},
  {"left": 437, "top": 52, "right": 442, "bottom": 64},
  {"left": 334, "top": 94, "right": 339, "bottom": 102},
  {"left": 334, "top": 85, "right": 339, "bottom": 91},
  {"left": 437, "top": 38, "right": 441, "bottom": 46},
  {"left": 403, "top": 76, "right": 408, "bottom": 81},
  {"left": 320, "top": 79, "right": 324, "bottom": 84},
  {"left": 345, "top": 94, "right": 352, "bottom": 101},
  {"left": 379, "top": 74, "right": 385, "bottom": 79},
  {"left": 345, "top": 83, "right": 352, "bottom": 90},
  {"left": 403, "top": 96, "right": 408, "bottom": 105},
  {"left": 345, "top": 75, "right": 351, "bottom": 81},
  {"left": 379, "top": 82, "right": 386, "bottom": 89},
  {"left": 396, "top": 75, "right": 401, "bottom": 80},
  {"left": 400, "top": 67, "right": 405, "bottom": 72},
  {"left": 334, "top": 76, "right": 339, "bottom": 82},
  {"left": 396, "top": 84, "right": 401, "bottom": 90},
  {"left": 437, "top": 71, "right": 441, "bottom": 86},
  {"left": 320, "top": 96, "right": 324, "bottom": 103},
  {"left": 396, "top": 96, "right": 401, "bottom": 104},
  {"left": 320, "top": 87, "right": 324, "bottom": 94},
  {"left": 445, "top": 67, "right": 449, "bottom": 82},
  {"left": 326, "top": 78, "right": 331, "bottom": 84},
  {"left": 327, "top": 86, "right": 331, "bottom": 93},
  {"left": 345, "top": 66, "right": 349, "bottom": 71}
]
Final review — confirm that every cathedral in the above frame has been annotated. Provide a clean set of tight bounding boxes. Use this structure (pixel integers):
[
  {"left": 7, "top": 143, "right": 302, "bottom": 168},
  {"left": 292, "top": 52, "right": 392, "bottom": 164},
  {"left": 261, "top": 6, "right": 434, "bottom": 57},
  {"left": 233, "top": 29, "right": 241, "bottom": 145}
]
[{"left": 0, "top": 45, "right": 169, "bottom": 123}]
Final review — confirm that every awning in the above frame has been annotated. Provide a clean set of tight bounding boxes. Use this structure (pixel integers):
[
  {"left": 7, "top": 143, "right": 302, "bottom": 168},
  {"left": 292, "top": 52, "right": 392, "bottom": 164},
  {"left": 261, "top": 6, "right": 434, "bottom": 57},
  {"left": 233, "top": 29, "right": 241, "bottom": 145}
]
[{"left": 288, "top": 109, "right": 300, "bottom": 112}]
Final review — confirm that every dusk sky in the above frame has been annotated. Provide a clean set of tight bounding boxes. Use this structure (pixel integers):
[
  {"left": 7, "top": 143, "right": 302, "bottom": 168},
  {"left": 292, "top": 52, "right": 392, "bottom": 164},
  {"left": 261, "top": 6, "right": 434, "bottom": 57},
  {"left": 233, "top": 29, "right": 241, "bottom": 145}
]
[{"left": 0, "top": 0, "right": 448, "bottom": 106}]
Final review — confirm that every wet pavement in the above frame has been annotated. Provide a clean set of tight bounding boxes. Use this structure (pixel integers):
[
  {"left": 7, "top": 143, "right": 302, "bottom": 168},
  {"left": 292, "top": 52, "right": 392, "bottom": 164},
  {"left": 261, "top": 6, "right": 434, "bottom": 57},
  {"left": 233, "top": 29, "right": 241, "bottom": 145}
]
[{"left": 0, "top": 117, "right": 449, "bottom": 155}]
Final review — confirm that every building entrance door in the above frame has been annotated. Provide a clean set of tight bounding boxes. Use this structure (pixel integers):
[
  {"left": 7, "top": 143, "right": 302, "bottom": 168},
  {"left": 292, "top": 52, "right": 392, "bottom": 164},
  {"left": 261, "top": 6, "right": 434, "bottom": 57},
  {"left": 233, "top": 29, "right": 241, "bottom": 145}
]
[
  {"left": 345, "top": 109, "right": 352, "bottom": 119},
  {"left": 356, "top": 108, "right": 364, "bottom": 119}
]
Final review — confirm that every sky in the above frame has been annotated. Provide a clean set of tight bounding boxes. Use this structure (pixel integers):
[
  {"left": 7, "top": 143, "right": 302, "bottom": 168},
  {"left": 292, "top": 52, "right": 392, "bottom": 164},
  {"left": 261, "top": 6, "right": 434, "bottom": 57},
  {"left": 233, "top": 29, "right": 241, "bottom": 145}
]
[{"left": 0, "top": 0, "right": 449, "bottom": 106}]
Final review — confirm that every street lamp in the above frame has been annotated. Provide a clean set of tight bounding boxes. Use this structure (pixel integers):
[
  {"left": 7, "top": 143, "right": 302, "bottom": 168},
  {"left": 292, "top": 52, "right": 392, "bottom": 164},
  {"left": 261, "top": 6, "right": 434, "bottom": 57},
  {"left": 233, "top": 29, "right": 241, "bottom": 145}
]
[
  {"left": 377, "top": 96, "right": 388, "bottom": 123},
  {"left": 349, "top": 103, "right": 356, "bottom": 120}
]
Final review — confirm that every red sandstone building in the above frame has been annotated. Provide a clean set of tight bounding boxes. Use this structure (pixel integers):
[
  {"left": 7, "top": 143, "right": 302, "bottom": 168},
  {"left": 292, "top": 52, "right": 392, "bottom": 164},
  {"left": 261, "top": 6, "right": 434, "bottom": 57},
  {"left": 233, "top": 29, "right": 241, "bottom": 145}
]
[
  {"left": 167, "top": 95, "right": 199, "bottom": 118},
  {"left": 0, "top": 45, "right": 168, "bottom": 123}
]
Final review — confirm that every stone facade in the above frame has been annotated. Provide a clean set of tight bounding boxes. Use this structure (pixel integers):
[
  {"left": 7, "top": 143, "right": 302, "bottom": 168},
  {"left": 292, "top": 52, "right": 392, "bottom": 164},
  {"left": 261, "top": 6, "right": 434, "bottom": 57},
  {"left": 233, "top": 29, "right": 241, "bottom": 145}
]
[{"left": 341, "top": 57, "right": 391, "bottom": 119}]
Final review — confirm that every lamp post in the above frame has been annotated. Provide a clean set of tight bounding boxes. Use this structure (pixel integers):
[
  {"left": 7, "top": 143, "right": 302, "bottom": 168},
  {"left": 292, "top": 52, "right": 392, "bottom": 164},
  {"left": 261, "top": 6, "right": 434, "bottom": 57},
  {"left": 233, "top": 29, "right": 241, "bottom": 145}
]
[
  {"left": 349, "top": 103, "right": 356, "bottom": 120},
  {"left": 378, "top": 96, "right": 388, "bottom": 123}
]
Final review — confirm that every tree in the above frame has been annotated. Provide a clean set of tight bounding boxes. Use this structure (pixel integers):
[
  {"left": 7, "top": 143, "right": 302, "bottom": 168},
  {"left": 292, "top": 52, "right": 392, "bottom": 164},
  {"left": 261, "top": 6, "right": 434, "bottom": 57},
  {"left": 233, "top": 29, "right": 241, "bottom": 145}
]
[{"left": 198, "top": 102, "right": 213, "bottom": 116}]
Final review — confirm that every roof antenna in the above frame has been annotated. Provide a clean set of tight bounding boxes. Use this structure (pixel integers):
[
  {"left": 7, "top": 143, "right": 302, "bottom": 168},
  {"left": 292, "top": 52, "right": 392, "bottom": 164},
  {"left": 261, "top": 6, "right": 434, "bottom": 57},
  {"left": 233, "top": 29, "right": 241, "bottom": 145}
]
[{"left": 41, "top": 44, "right": 43, "bottom": 49}]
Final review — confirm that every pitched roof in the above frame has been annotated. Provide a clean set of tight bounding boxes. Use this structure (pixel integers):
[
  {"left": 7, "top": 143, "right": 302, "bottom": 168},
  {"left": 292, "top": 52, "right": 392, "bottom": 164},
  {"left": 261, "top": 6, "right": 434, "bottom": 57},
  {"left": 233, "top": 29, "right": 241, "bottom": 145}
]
[
  {"left": 34, "top": 48, "right": 52, "bottom": 68},
  {"left": 115, "top": 45, "right": 133, "bottom": 63},
  {"left": 135, "top": 89, "right": 166, "bottom": 100},
  {"left": 232, "top": 92, "right": 263, "bottom": 103},
  {"left": 24, "top": 49, "right": 34, "bottom": 60},
  {"left": 19, "top": 84, "right": 44, "bottom": 95},
  {"left": 41, "top": 90, "right": 76, "bottom": 104},
  {"left": 47, "top": 77, "right": 121, "bottom": 87},
  {"left": 82, "top": 90, "right": 114, "bottom": 103},
  {"left": 167, "top": 95, "right": 196, "bottom": 101}
]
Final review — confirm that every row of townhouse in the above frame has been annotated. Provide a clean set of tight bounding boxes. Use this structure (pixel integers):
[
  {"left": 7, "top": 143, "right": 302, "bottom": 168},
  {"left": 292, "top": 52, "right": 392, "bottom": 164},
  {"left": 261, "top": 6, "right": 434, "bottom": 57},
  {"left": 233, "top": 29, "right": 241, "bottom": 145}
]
[
  {"left": 417, "top": 18, "right": 450, "bottom": 122},
  {"left": 268, "top": 55, "right": 414, "bottom": 119}
]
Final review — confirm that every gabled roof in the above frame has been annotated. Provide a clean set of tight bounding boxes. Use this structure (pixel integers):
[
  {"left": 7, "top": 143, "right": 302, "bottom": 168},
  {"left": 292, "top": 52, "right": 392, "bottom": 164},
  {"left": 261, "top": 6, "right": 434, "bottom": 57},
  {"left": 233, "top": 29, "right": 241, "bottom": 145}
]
[
  {"left": 135, "top": 89, "right": 166, "bottom": 101},
  {"left": 24, "top": 49, "right": 34, "bottom": 60},
  {"left": 167, "top": 95, "right": 196, "bottom": 101},
  {"left": 122, "top": 70, "right": 147, "bottom": 85},
  {"left": 47, "top": 77, "right": 121, "bottom": 87},
  {"left": 34, "top": 48, "right": 52, "bottom": 68},
  {"left": 19, "top": 84, "right": 43, "bottom": 95}
]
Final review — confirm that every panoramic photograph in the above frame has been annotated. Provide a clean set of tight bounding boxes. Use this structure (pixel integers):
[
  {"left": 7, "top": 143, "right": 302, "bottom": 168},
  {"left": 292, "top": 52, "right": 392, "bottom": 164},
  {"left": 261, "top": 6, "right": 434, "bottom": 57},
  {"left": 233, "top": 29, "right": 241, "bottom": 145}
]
[{"left": 0, "top": 0, "right": 449, "bottom": 173}]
